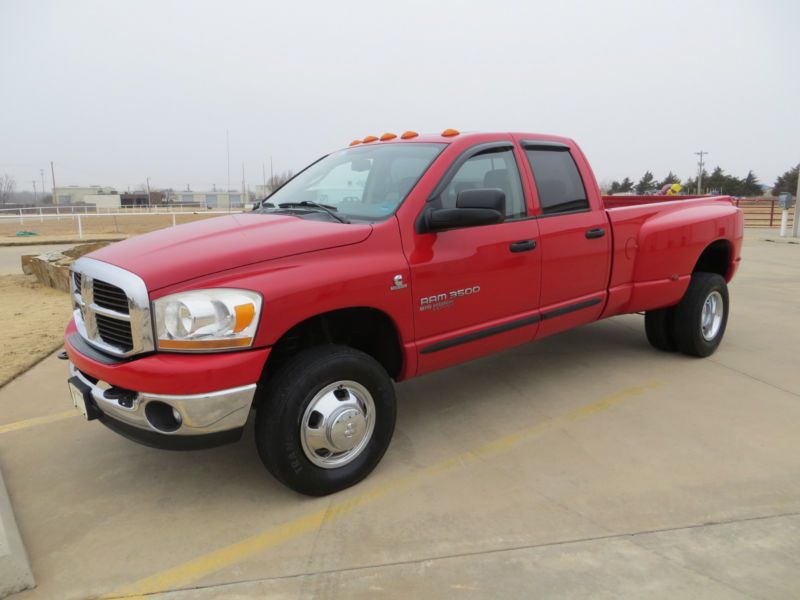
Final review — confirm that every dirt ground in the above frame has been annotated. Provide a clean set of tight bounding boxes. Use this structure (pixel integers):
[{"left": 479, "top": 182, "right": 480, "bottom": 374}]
[
  {"left": 0, "top": 274, "right": 72, "bottom": 388},
  {"left": 0, "top": 212, "right": 226, "bottom": 239}
]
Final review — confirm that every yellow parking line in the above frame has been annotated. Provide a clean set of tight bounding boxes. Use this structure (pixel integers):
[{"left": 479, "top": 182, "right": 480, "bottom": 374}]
[
  {"left": 0, "top": 409, "right": 78, "bottom": 434},
  {"left": 107, "top": 381, "right": 661, "bottom": 599}
]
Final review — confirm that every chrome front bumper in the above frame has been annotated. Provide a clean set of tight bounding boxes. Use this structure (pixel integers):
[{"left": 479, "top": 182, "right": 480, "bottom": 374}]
[{"left": 68, "top": 362, "right": 257, "bottom": 437}]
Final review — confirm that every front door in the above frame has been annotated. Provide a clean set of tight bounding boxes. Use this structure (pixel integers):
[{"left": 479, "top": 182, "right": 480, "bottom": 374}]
[{"left": 404, "top": 143, "right": 542, "bottom": 375}]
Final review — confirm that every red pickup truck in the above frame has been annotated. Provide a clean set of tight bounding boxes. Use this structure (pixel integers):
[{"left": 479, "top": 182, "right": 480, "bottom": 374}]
[{"left": 65, "top": 131, "right": 743, "bottom": 495}]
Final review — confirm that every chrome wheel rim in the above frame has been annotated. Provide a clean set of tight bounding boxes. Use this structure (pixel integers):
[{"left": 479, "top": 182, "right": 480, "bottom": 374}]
[
  {"left": 300, "top": 380, "right": 376, "bottom": 469},
  {"left": 701, "top": 290, "right": 724, "bottom": 341}
]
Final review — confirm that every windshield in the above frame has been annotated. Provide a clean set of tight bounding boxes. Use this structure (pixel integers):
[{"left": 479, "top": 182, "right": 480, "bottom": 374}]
[{"left": 263, "top": 143, "right": 445, "bottom": 222}]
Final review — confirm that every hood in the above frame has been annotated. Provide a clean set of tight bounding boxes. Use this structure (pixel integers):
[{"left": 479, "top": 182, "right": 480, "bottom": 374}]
[{"left": 89, "top": 213, "right": 372, "bottom": 290}]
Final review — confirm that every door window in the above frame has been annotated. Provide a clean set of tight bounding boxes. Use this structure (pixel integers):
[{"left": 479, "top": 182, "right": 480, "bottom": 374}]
[
  {"left": 434, "top": 149, "right": 527, "bottom": 219},
  {"left": 524, "top": 149, "right": 588, "bottom": 214}
]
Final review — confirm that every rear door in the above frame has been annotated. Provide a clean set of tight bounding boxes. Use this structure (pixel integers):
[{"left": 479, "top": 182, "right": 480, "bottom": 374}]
[{"left": 516, "top": 139, "right": 610, "bottom": 338}]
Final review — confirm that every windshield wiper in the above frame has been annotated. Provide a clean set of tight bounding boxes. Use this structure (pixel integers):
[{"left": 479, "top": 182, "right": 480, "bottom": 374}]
[{"left": 277, "top": 201, "right": 350, "bottom": 224}]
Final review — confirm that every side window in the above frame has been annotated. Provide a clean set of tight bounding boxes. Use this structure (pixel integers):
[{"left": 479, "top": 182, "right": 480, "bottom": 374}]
[
  {"left": 435, "top": 149, "right": 526, "bottom": 219},
  {"left": 524, "top": 149, "right": 588, "bottom": 214}
]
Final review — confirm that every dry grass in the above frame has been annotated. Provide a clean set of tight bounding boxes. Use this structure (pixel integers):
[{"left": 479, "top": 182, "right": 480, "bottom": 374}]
[
  {"left": 0, "top": 212, "right": 230, "bottom": 239},
  {"left": 0, "top": 274, "right": 73, "bottom": 387}
]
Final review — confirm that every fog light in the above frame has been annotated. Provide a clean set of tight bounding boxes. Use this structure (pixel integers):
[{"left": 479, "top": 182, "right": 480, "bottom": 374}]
[{"left": 144, "top": 401, "right": 182, "bottom": 432}]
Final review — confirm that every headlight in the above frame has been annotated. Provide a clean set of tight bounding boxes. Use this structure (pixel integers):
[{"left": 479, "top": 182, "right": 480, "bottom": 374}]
[{"left": 153, "top": 289, "right": 262, "bottom": 352}]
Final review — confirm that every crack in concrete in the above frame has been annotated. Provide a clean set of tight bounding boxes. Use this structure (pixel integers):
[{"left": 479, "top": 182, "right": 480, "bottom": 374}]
[{"left": 110, "top": 511, "right": 800, "bottom": 599}]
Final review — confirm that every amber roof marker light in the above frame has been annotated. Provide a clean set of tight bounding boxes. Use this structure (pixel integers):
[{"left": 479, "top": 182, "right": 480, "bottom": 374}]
[
  {"left": 400, "top": 131, "right": 419, "bottom": 139},
  {"left": 380, "top": 133, "right": 397, "bottom": 141},
  {"left": 362, "top": 135, "right": 379, "bottom": 143},
  {"left": 349, "top": 140, "right": 362, "bottom": 146},
  {"left": 441, "top": 128, "right": 460, "bottom": 137}
]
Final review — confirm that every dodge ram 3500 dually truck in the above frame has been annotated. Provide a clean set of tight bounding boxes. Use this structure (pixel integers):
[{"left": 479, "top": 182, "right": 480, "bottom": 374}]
[{"left": 65, "top": 130, "right": 743, "bottom": 495}]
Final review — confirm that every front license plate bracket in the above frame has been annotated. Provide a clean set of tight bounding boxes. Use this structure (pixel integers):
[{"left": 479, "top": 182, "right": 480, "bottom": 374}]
[{"left": 68, "top": 376, "right": 100, "bottom": 421}]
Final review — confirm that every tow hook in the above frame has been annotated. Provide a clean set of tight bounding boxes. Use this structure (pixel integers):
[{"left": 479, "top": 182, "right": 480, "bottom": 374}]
[{"left": 57, "top": 351, "right": 68, "bottom": 360}]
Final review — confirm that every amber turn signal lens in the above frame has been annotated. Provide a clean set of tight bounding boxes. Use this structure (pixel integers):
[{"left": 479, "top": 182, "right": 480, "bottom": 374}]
[
  {"left": 441, "top": 128, "right": 460, "bottom": 137},
  {"left": 233, "top": 303, "right": 255, "bottom": 333},
  {"left": 380, "top": 133, "right": 397, "bottom": 141},
  {"left": 400, "top": 131, "right": 418, "bottom": 139},
  {"left": 362, "top": 135, "right": 379, "bottom": 143},
  {"left": 349, "top": 139, "right": 362, "bottom": 146},
  {"left": 157, "top": 338, "right": 253, "bottom": 350}
]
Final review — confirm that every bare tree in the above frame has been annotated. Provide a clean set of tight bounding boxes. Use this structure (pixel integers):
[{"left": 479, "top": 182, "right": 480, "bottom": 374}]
[
  {"left": 0, "top": 174, "right": 15, "bottom": 206},
  {"left": 266, "top": 170, "right": 294, "bottom": 193}
]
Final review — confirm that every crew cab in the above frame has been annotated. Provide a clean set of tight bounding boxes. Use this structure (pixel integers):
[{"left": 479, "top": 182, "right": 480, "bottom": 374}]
[{"left": 64, "top": 130, "right": 743, "bottom": 495}]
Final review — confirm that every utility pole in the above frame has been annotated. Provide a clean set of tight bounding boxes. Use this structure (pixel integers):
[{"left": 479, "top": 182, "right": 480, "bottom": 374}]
[
  {"left": 145, "top": 177, "right": 151, "bottom": 205},
  {"left": 241, "top": 162, "right": 246, "bottom": 204},
  {"left": 40, "top": 169, "right": 45, "bottom": 202},
  {"left": 32, "top": 180, "right": 38, "bottom": 204},
  {"left": 226, "top": 130, "right": 231, "bottom": 192},
  {"left": 270, "top": 156, "right": 274, "bottom": 182},
  {"left": 50, "top": 161, "right": 57, "bottom": 204},
  {"left": 694, "top": 150, "right": 708, "bottom": 195},
  {"left": 793, "top": 163, "right": 800, "bottom": 238},
  {"left": 262, "top": 161, "right": 267, "bottom": 192}
]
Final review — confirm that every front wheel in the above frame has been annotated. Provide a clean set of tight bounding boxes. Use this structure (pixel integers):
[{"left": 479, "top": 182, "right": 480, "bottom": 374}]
[
  {"left": 672, "top": 272, "right": 729, "bottom": 357},
  {"left": 255, "top": 345, "right": 397, "bottom": 496}
]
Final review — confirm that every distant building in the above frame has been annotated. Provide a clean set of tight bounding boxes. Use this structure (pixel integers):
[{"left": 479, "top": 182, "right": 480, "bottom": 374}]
[
  {"left": 166, "top": 190, "right": 245, "bottom": 209},
  {"left": 254, "top": 184, "right": 272, "bottom": 199},
  {"left": 54, "top": 185, "right": 117, "bottom": 205},
  {"left": 121, "top": 192, "right": 166, "bottom": 206},
  {"left": 83, "top": 193, "right": 121, "bottom": 209}
]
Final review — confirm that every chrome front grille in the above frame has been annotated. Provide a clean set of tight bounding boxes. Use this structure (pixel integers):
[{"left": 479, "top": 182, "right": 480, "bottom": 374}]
[{"left": 70, "top": 257, "right": 154, "bottom": 357}]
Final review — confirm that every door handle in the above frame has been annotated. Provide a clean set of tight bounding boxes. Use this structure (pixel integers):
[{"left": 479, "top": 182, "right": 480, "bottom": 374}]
[
  {"left": 585, "top": 228, "right": 606, "bottom": 239},
  {"left": 510, "top": 240, "right": 537, "bottom": 252}
]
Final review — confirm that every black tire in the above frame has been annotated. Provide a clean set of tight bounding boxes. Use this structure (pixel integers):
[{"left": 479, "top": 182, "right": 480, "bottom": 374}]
[
  {"left": 644, "top": 307, "right": 677, "bottom": 352},
  {"left": 255, "top": 345, "right": 396, "bottom": 496},
  {"left": 671, "top": 272, "right": 729, "bottom": 357}
]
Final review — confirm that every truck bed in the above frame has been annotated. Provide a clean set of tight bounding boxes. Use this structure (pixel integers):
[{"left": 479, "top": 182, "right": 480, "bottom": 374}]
[
  {"left": 602, "top": 194, "right": 716, "bottom": 209},
  {"left": 599, "top": 194, "right": 743, "bottom": 318}
]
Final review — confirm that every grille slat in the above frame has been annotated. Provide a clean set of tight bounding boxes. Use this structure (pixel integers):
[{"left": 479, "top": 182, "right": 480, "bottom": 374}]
[
  {"left": 96, "top": 316, "right": 132, "bottom": 336},
  {"left": 92, "top": 279, "right": 129, "bottom": 314},
  {"left": 95, "top": 318, "right": 131, "bottom": 334},
  {"left": 96, "top": 329, "right": 130, "bottom": 343},
  {"left": 96, "top": 314, "right": 133, "bottom": 351},
  {"left": 73, "top": 272, "right": 82, "bottom": 290},
  {"left": 96, "top": 330, "right": 131, "bottom": 345}
]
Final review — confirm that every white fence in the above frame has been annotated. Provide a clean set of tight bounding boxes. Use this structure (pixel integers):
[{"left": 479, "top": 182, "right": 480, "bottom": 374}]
[
  {"left": 0, "top": 203, "right": 253, "bottom": 216},
  {"left": 0, "top": 208, "right": 248, "bottom": 240}
]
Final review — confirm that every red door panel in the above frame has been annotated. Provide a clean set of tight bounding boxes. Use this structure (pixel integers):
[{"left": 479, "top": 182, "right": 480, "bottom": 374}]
[
  {"left": 535, "top": 212, "right": 609, "bottom": 337},
  {"left": 408, "top": 219, "right": 541, "bottom": 374}
]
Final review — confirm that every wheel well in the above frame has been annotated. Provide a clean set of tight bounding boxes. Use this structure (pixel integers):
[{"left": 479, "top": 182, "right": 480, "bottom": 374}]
[
  {"left": 262, "top": 308, "right": 403, "bottom": 383},
  {"left": 693, "top": 240, "right": 731, "bottom": 279}
]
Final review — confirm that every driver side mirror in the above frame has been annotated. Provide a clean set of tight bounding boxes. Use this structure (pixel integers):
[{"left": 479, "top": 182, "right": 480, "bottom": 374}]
[{"left": 424, "top": 188, "right": 506, "bottom": 232}]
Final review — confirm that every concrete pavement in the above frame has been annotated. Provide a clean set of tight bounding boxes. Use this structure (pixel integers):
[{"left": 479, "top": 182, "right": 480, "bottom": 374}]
[{"left": 0, "top": 236, "right": 798, "bottom": 599}]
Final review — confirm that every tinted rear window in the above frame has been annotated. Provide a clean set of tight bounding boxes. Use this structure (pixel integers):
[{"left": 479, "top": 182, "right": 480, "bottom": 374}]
[{"left": 524, "top": 149, "right": 588, "bottom": 214}]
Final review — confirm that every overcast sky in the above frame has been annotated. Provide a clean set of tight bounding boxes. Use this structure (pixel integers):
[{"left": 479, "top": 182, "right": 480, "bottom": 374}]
[{"left": 1, "top": 0, "right": 798, "bottom": 193}]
